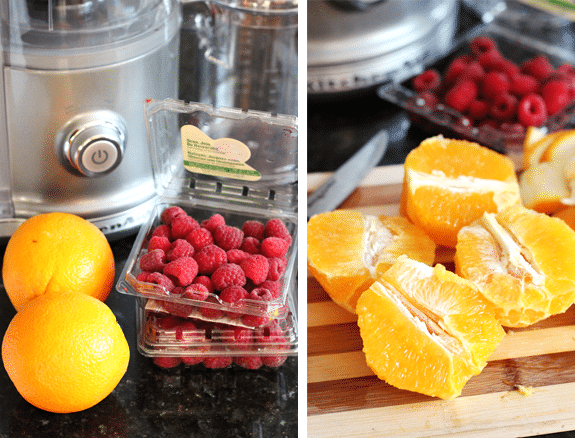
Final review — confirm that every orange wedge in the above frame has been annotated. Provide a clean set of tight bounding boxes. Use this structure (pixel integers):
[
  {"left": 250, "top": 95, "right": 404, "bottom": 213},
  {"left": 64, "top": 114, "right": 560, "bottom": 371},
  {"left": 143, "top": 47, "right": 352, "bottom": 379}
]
[
  {"left": 519, "top": 161, "right": 570, "bottom": 214},
  {"left": 455, "top": 205, "right": 575, "bottom": 327},
  {"left": 401, "top": 135, "right": 521, "bottom": 248},
  {"left": 307, "top": 210, "right": 436, "bottom": 313},
  {"left": 356, "top": 256, "right": 505, "bottom": 400}
]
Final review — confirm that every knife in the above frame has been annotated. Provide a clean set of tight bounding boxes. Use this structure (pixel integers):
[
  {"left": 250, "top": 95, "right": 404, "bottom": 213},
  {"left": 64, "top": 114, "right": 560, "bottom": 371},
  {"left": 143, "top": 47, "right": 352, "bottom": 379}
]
[{"left": 307, "top": 129, "right": 389, "bottom": 218}]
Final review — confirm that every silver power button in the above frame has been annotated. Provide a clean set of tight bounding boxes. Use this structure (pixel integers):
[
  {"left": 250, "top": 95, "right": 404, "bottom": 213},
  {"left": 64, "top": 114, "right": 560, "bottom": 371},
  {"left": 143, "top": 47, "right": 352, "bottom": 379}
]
[{"left": 56, "top": 110, "right": 127, "bottom": 177}]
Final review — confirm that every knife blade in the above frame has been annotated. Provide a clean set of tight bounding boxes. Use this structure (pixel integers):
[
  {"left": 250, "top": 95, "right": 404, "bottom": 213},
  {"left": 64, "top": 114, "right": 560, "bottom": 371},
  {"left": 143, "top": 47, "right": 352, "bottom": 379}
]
[{"left": 307, "top": 129, "right": 389, "bottom": 218}]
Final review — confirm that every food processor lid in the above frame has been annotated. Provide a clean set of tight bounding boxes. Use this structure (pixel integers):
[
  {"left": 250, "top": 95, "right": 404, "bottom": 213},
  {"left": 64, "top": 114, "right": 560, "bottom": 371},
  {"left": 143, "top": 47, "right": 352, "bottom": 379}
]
[
  {"left": 208, "top": 0, "right": 298, "bottom": 12},
  {"left": 1, "top": 0, "right": 182, "bottom": 69}
]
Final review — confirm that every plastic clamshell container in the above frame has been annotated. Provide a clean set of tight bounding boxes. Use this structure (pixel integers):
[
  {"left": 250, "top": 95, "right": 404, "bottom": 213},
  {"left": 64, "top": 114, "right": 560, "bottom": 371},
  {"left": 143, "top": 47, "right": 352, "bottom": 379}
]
[
  {"left": 116, "top": 99, "right": 298, "bottom": 327},
  {"left": 377, "top": 22, "right": 575, "bottom": 169},
  {"left": 135, "top": 281, "right": 298, "bottom": 369}
]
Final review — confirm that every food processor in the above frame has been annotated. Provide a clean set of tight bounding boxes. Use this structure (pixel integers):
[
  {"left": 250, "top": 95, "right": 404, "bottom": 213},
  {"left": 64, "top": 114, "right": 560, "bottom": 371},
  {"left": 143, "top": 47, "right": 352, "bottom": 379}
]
[{"left": 0, "top": 0, "right": 182, "bottom": 241}]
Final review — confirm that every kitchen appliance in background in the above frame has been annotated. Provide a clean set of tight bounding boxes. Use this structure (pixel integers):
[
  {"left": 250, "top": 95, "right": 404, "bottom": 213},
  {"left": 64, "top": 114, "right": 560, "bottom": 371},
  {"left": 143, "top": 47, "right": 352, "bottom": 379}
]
[
  {"left": 179, "top": 0, "right": 298, "bottom": 116},
  {"left": 0, "top": 0, "right": 182, "bottom": 241}
]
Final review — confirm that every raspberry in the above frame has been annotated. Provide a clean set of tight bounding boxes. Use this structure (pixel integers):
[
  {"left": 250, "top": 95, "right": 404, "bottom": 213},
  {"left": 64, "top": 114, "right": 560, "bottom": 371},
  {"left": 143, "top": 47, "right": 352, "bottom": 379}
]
[
  {"left": 558, "top": 63, "right": 575, "bottom": 76},
  {"left": 220, "top": 285, "right": 249, "bottom": 319},
  {"left": 267, "top": 257, "right": 287, "bottom": 282},
  {"left": 147, "top": 235, "right": 172, "bottom": 253},
  {"left": 459, "top": 61, "right": 484, "bottom": 83},
  {"left": 489, "top": 93, "right": 517, "bottom": 121},
  {"left": 165, "top": 239, "right": 195, "bottom": 262},
  {"left": 241, "top": 313, "right": 269, "bottom": 327},
  {"left": 183, "top": 283, "right": 210, "bottom": 301},
  {"left": 260, "top": 280, "right": 282, "bottom": 299},
  {"left": 146, "top": 272, "right": 176, "bottom": 292},
  {"left": 443, "top": 56, "right": 469, "bottom": 86},
  {"left": 153, "top": 314, "right": 181, "bottom": 330},
  {"left": 203, "top": 355, "right": 233, "bottom": 369},
  {"left": 541, "top": 79, "right": 570, "bottom": 116},
  {"left": 250, "top": 287, "right": 273, "bottom": 302},
  {"left": 509, "top": 73, "right": 539, "bottom": 97},
  {"left": 240, "top": 236, "right": 261, "bottom": 254},
  {"left": 521, "top": 55, "right": 553, "bottom": 81},
  {"left": 466, "top": 99, "right": 489, "bottom": 121},
  {"left": 415, "top": 91, "right": 439, "bottom": 108},
  {"left": 171, "top": 215, "right": 200, "bottom": 240},
  {"left": 257, "top": 321, "right": 288, "bottom": 367},
  {"left": 226, "top": 248, "right": 250, "bottom": 264},
  {"left": 153, "top": 356, "right": 181, "bottom": 369},
  {"left": 185, "top": 227, "right": 214, "bottom": 251},
  {"left": 481, "top": 71, "right": 510, "bottom": 100},
  {"left": 160, "top": 206, "right": 187, "bottom": 225},
  {"left": 443, "top": 79, "right": 478, "bottom": 113},
  {"left": 140, "top": 249, "right": 167, "bottom": 272},
  {"left": 240, "top": 254, "right": 269, "bottom": 285},
  {"left": 477, "top": 49, "right": 502, "bottom": 71},
  {"left": 493, "top": 58, "right": 520, "bottom": 78},
  {"left": 499, "top": 122, "right": 525, "bottom": 137},
  {"left": 194, "top": 244, "right": 227, "bottom": 275},
  {"left": 213, "top": 225, "right": 244, "bottom": 251},
  {"left": 241, "top": 220, "right": 265, "bottom": 242},
  {"left": 162, "top": 290, "right": 194, "bottom": 317},
  {"left": 192, "top": 276, "right": 214, "bottom": 294},
  {"left": 264, "top": 218, "right": 292, "bottom": 245},
  {"left": 137, "top": 271, "right": 151, "bottom": 282},
  {"left": 163, "top": 256, "right": 199, "bottom": 287},
  {"left": 211, "top": 263, "right": 246, "bottom": 291},
  {"left": 201, "top": 214, "right": 225, "bottom": 232},
  {"left": 411, "top": 69, "right": 441, "bottom": 92},
  {"left": 235, "top": 355, "right": 263, "bottom": 370},
  {"left": 517, "top": 93, "right": 548, "bottom": 127},
  {"left": 198, "top": 297, "right": 225, "bottom": 319},
  {"left": 151, "top": 224, "right": 171, "bottom": 240},
  {"left": 260, "top": 237, "right": 290, "bottom": 258},
  {"left": 469, "top": 36, "right": 497, "bottom": 58}
]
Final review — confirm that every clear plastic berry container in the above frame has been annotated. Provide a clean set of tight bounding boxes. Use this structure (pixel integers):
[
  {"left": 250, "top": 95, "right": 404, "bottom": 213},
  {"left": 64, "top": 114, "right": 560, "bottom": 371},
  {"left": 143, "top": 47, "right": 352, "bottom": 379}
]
[
  {"left": 116, "top": 99, "right": 298, "bottom": 328},
  {"left": 377, "top": 22, "right": 575, "bottom": 169}
]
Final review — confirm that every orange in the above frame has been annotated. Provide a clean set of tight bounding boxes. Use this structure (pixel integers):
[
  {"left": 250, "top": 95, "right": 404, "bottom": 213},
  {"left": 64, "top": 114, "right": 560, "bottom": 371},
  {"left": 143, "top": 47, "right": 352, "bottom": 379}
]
[
  {"left": 401, "top": 135, "right": 521, "bottom": 248},
  {"left": 307, "top": 210, "right": 436, "bottom": 313},
  {"left": 455, "top": 205, "right": 575, "bottom": 327},
  {"left": 553, "top": 206, "right": 575, "bottom": 230},
  {"left": 2, "top": 212, "right": 115, "bottom": 311},
  {"left": 519, "top": 161, "right": 570, "bottom": 214},
  {"left": 356, "top": 256, "right": 504, "bottom": 400},
  {"left": 2, "top": 292, "right": 130, "bottom": 413}
]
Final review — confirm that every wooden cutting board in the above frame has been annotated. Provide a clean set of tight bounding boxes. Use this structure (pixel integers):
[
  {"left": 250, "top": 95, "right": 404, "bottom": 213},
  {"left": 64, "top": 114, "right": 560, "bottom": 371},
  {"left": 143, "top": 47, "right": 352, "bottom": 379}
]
[{"left": 307, "top": 165, "right": 575, "bottom": 438}]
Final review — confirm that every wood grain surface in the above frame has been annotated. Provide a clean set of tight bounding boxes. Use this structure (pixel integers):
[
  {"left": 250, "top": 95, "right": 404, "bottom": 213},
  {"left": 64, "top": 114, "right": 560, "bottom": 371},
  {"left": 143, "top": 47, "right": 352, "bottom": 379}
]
[{"left": 307, "top": 165, "right": 575, "bottom": 437}]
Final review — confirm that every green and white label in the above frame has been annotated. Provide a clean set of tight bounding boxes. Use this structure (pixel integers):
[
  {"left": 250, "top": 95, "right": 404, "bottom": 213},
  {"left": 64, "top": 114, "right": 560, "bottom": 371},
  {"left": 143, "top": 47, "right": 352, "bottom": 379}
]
[{"left": 181, "top": 125, "right": 262, "bottom": 181}]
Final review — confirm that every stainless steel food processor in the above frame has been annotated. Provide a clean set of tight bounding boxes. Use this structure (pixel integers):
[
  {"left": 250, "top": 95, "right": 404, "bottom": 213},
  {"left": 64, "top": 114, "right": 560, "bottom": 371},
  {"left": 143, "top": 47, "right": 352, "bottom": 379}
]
[{"left": 0, "top": 0, "right": 182, "bottom": 241}]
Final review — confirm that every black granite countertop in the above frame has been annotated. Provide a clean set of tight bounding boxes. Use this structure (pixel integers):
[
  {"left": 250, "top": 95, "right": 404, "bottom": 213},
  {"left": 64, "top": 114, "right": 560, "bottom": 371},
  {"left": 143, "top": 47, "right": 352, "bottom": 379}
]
[{"left": 0, "top": 234, "right": 298, "bottom": 438}]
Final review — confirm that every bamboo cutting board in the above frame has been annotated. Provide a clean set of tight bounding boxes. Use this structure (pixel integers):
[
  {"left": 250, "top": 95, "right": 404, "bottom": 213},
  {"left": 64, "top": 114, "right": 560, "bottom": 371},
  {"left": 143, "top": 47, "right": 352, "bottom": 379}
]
[{"left": 307, "top": 165, "right": 575, "bottom": 438}]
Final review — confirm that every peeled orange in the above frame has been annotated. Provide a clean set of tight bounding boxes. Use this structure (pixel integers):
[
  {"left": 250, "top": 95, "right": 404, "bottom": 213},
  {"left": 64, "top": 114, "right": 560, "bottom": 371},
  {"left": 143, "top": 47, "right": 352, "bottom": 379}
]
[
  {"left": 307, "top": 210, "right": 436, "bottom": 313},
  {"left": 2, "top": 212, "right": 115, "bottom": 311},
  {"left": 455, "top": 205, "right": 575, "bottom": 327},
  {"left": 401, "top": 135, "right": 521, "bottom": 248},
  {"left": 2, "top": 292, "right": 130, "bottom": 413},
  {"left": 357, "top": 256, "right": 504, "bottom": 400}
]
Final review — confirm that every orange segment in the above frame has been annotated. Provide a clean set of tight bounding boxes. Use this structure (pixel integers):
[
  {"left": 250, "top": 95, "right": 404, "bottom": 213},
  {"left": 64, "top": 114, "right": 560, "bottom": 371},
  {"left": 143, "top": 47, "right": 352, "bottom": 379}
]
[
  {"left": 455, "top": 205, "right": 575, "bottom": 327},
  {"left": 401, "top": 136, "right": 521, "bottom": 248},
  {"left": 519, "top": 161, "right": 570, "bottom": 214},
  {"left": 307, "top": 210, "right": 436, "bottom": 313},
  {"left": 356, "top": 256, "right": 504, "bottom": 400}
]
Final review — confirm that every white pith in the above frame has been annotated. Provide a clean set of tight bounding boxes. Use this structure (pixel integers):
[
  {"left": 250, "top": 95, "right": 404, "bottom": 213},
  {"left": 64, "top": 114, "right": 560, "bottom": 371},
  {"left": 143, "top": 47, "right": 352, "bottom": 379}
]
[{"left": 362, "top": 215, "right": 394, "bottom": 276}]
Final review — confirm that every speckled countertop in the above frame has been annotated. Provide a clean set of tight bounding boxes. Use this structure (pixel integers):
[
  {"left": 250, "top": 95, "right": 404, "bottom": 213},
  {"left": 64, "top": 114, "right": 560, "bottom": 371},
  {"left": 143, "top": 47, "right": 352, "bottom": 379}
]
[{"left": 0, "top": 234, "right": 298, "bottom": 438}]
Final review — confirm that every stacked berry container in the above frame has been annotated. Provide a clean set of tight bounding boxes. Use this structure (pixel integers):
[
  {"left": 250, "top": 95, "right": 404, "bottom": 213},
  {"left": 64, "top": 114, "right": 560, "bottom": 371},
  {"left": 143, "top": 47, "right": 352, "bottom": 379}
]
[
  {"left": 117, "top": 99, "right": 298, "bottom": 369},
  {"left": 378, "top": 22, "right": 575, "bottom": 169}
]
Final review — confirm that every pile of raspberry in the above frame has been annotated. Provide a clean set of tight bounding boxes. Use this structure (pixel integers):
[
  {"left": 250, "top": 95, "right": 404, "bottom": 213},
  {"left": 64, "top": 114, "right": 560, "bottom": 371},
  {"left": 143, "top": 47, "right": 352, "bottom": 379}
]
[
  {"left": 149, "top": 313, "right": 289, "bottom": 370},
  {"left": 411, "top": 35, "right": 575, "bottom": 135},
  {"left": 136, "top": 206, "right": 293, "bottom": 327}
]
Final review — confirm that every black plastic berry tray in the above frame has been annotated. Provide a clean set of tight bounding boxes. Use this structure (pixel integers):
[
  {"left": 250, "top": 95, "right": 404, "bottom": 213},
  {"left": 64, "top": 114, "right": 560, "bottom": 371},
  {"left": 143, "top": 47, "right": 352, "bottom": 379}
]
[{"left": 378, "top": 22, "right": 575, "bottom": 169}]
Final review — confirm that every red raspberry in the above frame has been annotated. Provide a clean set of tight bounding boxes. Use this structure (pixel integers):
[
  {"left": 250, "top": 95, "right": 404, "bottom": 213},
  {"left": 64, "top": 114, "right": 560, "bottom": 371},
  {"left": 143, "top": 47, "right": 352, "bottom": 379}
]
[
  {"left": 220, "top": 285, "right": 249, "bottom": 319},
  {"left": 137, "top": 271, "right": 151, "bottom": 282},
  {"left": 160, "top": 206, "right": 187, "bottom": 225},
  {"left": 183, "top": 283, "right": 210, "bottom": 301},
  {"left": 219, "top": 326, "right": 252, "bottom": 348},
  {"left": 458, "top": 61, "right": 485, "bottom": 83},
  {"left": 541, "top": 79, "right": 570, "bottom": 116},
  {"left": 260, "top": 280, "right": 282, "bottom": 299},
  {"left": 557, "top": 63, "right": 575, "bottom": 76},
  {"left": 466, "top": 99, "right": 489, "bottom": 121},
  {"left": 257, "top": 321, "right": 288, "bottom": 367},
  {"left": 235, "top": 355, "right": 263, "bottom": 370},
  {"left": 241, "top": 254, "right": 269, "bottom": 285},
  {"left": 264, "top": 218, "right": 292, "bottom": 245},
  {"left": 479, "top": 119, "right": 498, "bottom": 130},
  {"left": 211, "top": 263, "right": 246, "bottom": 291},
  {"left": 240, "top": 236, "right": 261, "bottom": 254},
  {"left": 411, "top": 69, "right": 441, "bottom": 92},
  {"left": 192, "top": 275, "right": 214, "bottom": 294},
  {"left": 203, "top": 355, "right": 233, "bottom": 369},
  {"left": 153, "top": 314, "right": 181, "bottom": 330},
  {"left": 213, "top": 225, "right": 244, "bottom": 251},
  {"left": 198, "top": 296, "right": 225, "bottom": 320},
  {"left": 153, "top": 356, "right": 181, "bottom": 369},
  {"left": 226, "top": 248, "right": 250, "bottom": 264},
  {"left": 185, "top": 227, "right": 214, "bottom": 251},
  {"left": 242, "top": 220, "right": 265, "bottom": 242},
  {"left": 201, "top": 213, "right": 225, "bottom": 232},
  {"left": 415, "top": 91, "right": 439, "bottom": 108},
  {"left": 140, "top": 248, "right": 167, "bottom": 272},
  {"left": 260, "top": 237, "right": 290, "bottom": 258},
  {"left": 489, "top": 93, "right": 517, "bottom": 121},
  {"left": 443, "top": 79, "right": 478, "bottom": 113},
  {"left": 146, "top": 272, "right": 176, "bottom": 292},
  {"left": 162, "top": 289, "right": 194, "bottom": 317},
  {"left": 194, "top": 244, "right": 227, "bottom": 275},
  {"left": 521, "top": 55, "right": 553, "bottom": 81},
  {"left": 165, "top": 239, "right": 195, "bottom": 262},
  {"left": 477, "top": 49, "right": 502, "bottom": 71},
  {"left": 241, "top": 313, "right": 269, "bottom": 327},
  {"left": 171, "top": 215, "right": 200, "bottom": 240},
  {"left": 481, "top": 71, "right": 510, "bottom": 100},
  {"left": 509, "top": 73, "right": 539, "bottom": 97},
  {"left": 469, "top": 36, "right": 497, "bottom": 58},
  {"left": 499, "top": 122, "right": 525, "bottom": 137},
  {"left": 443, "top": 56, "right": 469, "bottom": 86},
  {"left": 151, "top": 224, "right": 171, "bottom": 240},
  {"left": 517, "top": 94, "right": 547, "bottom": 127},
  {"left": 163, "top": 256, "right": 198, "bottom": 287},
  {"left": 493, "top": 58, "right": 520, "bottom": 78},
  {"left": 250, "top": 287, "right": 273, "bottom": 302},
  {"left": 267, "top": 257, "right": 288, "bottom": 282},
  {"left": 147, "top": 235, "right": 171, "bottom": 253}
]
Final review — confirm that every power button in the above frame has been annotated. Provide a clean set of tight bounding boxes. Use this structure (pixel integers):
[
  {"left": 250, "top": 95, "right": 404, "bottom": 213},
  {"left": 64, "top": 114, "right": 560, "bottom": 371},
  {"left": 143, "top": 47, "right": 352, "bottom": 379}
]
[{"left": 81, "top": 140, "right": 119, "bottom": 174}]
